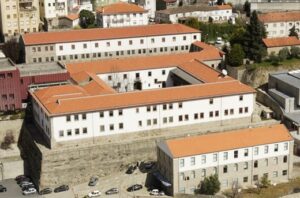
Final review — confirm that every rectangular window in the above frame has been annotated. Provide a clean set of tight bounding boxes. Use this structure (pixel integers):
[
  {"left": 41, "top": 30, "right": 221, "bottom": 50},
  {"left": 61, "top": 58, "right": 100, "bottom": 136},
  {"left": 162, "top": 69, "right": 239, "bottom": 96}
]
[
  {"left": 284, "top": 142, "right": 288, "bottom": 151},
  {"left": 273, "top": 171, "right": 278, "bottom": 177},
  {"left": 191, "top": 157, "right": 195, "bottom": 166},
  {"left": 230, "top": 109, "right": 234, "bottom": 115},
  {"left": 282, "top": 170, "right": 287, "bottom": 176},
  {"left": 200, "top": 113, "right": 204, "bottom": 119},
  {"left": 178, "top": 102, "right": 182, "bottom": 108},
  {"left": 179, "top": 159, "right": 184, "bottom": 167},
  {"left": 213, "top": 153, "right": 218, "bottom": 162},
  {"left": 109, "top": 124, "right": 114, "bottom": 131},
  {"left": 95, "top": 43, "right": 99, "bottom": 48},
  {"left": 201, "top": 155, "right": 206, "bottom": 164},
  {"left": 244, "top": 149, "right": 249, "bottom": 157},
  {"left": 243, "top": 177, "right": 248, "bottom": 183},
  {"left": 147, "top": 106, "right": 151, "bottom": 112},
  {"left": 179, "top": 115, "right": 183, "bottom": 122},
  {"left": 194, "top": 113, "right": 198, "bottom": 120},
  {"left": 147, "top": 119, "right": 151, "bottom": 126},
  {"left": 215, "top": 111, "right": 219, "bottom": 117},
  {"left": 169, "top": 103, "right": 173, "bottom": 109},
  {"left": 209, "top": 111, "right": 213, "bottom": 118},
  {"left": 59, "top": 46, "right": 63, "bottom": 50},
  {"left": 274, "top": 144, "right": 279, "bottom": 152},
  {"left": 239, "top": 107, "right": 243, "bottom": 114},
  {"left": 244, "top": 162, "right": 248, "bottom": 170},
  {"left": 253, "top": 175, "right": 258, "bottom": 181},
  {"left": 109, "top": 111, "right": 113, "bottom": 117},
  {"left": 66, "top": 115, "right": 71, "bottom": 122},
  {"left": 75, "top": 128, "right": 80, "bottom": 135},
  {"left": 223, "top": 166, "right": 227, "bottom": 173},
  {"left": 245, "top": 107, "right": 249, "bottom": 113},
  {"left": 100, "top": 125, "right": 105, "bottom": 132},
  {"left": 283, "top": 155, "right": 287, "bottom": 163},
  {"left": 264, "top": 145, "right": 269, "bottom": 154},
  {"left": 224, "top": 109, "right": 228, "bottom": 116},
  {"left": 82, "top": 114, "right": 86, "bottom": 120},
  {"left": 99, "top": 111, "right": 104, "bottom": 118},
  {"left": 163, "top": 117, "right": 168, "bottom": 124},
  {"left": 234, "top": 150, "right": 238, "bottom": 158},
  {"left": 254, "top": 160, "right": 258, "bottom": 168},
  {"left": 119, "top": 109, "right": 123, "bottom": 116},
  {"left": 254, "top": 147, "right": 259, "bottom": 155},
  {"left": 83, "top": 128, "right": 87, "bottom": 134},
  {"left": 74, "top": 114, "right": 79, "bottom": 121},
  {"left": 67, "top": 130, "right": 72, "bottom": 136},
  {"left": 239, "top": 95, "right": 243, "bottom": 101},
  {"left": 59, "top": 130, "right": 64, "bottom": 137},
  {"left": 223, "top": 152, "right": 228, "bottom": 160},
  {"left": 119, "top": 123, "right": 124, "bottom": 129},
  {"left": 169, "top": 117, "right": 173, "bottom": 123},
  {"left": 209, "top": 98, "right": 213, "bottom": 104}
]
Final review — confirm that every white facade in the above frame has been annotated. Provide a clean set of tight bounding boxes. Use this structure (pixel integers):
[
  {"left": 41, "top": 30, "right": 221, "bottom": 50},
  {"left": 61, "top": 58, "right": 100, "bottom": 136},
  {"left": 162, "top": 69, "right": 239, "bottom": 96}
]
[
  {"left": 129, "top": 0, "right": 156, "bottom": 19},
  {"left": 54, "top": 33, "right": 200, "bottom": 61},
  {"left": 178, "top": 142, "right": 290, "bottom": 173},
  {"left": 67, "top": 0, "right": 93, "bottom": 12},
  {"left": 264, "top": 21, "right": 300, "bottom": 38},
  {"left": 39, "top": 0, "right": 68, "bottom": 19},
  {"left": 156, "top": 7, "right": 232, "bottom": 24},
  {"left": 33, "top": 92, "right": 254, "bottom": 142},
  {"left": 97, "top": 11, "right": 148, "bottom": 28}
]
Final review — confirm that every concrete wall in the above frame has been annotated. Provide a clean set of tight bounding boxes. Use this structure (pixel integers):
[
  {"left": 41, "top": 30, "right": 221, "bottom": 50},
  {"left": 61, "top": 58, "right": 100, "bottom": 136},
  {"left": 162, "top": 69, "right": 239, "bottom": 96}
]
[
  {"left": 251, "top": 2, "right": 300, "bottom": 12},
  {"left": 268, "top": 89, "right": 295, "bottom": 113}
]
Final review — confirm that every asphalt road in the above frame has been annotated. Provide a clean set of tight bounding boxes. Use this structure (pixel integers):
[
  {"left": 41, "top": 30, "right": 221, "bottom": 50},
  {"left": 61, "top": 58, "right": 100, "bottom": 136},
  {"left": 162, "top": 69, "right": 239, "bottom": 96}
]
[{"left": 0, "top": 179, "right": 73, "bottom": 198}]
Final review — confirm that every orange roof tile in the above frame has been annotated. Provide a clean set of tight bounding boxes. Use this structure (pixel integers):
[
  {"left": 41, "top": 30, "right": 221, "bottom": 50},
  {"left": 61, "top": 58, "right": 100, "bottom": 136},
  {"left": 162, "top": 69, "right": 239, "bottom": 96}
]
[
  {"left": 216, "top": 4, "right": 232, "bottom": 10},
  {"left": 258, "top": 11, "right": 300, "bottom": 23},
  {"left": 97, "top": 2, "right": 146, "bottom": 14},
  {"left": 33, "top": 80, "right": 255, "bottom": 116},
  {"left": 263, "top": 36, "right": 300, "bottom": 48},
  {"left": 66, "top": 49, "right": 223, "bottom": 76},
  {"left": 165, "top": 124, "right": 293, "bottom": 158},
  {"left": 63, "top": 13, "right": 79, "bottom": 21},
  {"left": 22, "top": 24, "right": 199, "bottom": 45}
]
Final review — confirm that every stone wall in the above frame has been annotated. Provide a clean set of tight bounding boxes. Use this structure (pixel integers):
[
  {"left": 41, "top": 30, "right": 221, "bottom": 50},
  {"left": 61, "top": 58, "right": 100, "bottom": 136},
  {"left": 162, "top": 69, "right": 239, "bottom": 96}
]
[{"left": 18, "top": 116, "right": 279, "bottom": 190}]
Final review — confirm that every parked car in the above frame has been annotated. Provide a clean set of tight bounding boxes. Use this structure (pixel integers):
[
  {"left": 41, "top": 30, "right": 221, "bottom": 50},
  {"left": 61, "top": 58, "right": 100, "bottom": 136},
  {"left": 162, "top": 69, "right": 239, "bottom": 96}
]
[
  {"left": 144, "top": 161, "right": 155, "bottom": 170},
  {"left": 88, "top": 176, "right": 99, "bottom": 186},
  {"left": 54, "top": 185, "right": 69, "bottom": 193},
  {"left": 88, "top": 190, "right": 101, "bottom": 197},
  {"left": 126, "top": 165, "right": 137, "bottom": 174},
  {"left": 22, "top": 184, "right": 35, "bottom": 191},
  {"left": 39, "top": 187, "right": 52, "bottom": 195},
  {"left": 20, "top": 182, "right": 34, "bottom": 188},
  {"left": 15, "top": 175, "right": 28, "bottom": 181},
  {"left": 23, "top": 188, "right": 37, "bottom": 195},
  {"left": 105, "top": 188, "right": 119, "bottom": 195},
  {"left": 17, "top": 177, "right": 31, "bottom": 184},
  {"left": 0, "top": 185, "right": 7, "bottom": 193},
  {"left": 127, "top": 184, "right": 143, "bottom": 192}
]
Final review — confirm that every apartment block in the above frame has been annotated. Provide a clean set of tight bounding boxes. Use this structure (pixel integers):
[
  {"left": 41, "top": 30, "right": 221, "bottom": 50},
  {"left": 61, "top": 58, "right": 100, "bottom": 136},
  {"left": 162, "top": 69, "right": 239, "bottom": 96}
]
[
  {"left": 156, "top": 5, "right": 232, "bottom": 24},
  {"left": 20, "top": 24, "right": 201, "bottom": 63},
  {"left": 96, "top": 2, "right": 148, "bottom": 28},
  {"left": 39, "top": 0, "right": 68, "bottom": 30},
  {"left": 258, "top": 11, "right": 300, "bottom": 38},
  {"left": 157, "top": 124, "right": 294, "bottom": 195},
  {"left": 0, "top": 0, "right": 40, "bottom": 40}
]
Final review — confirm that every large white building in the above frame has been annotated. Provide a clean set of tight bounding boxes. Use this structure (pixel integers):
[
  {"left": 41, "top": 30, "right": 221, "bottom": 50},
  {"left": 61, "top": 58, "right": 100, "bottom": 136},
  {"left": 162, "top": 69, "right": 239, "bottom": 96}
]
[
  {"left": 96, "top": 2, "right": 148, "bottom": 28},
  {"left": 30, "top": 44, "right": 255, "bottom": 147},
  {"left": 156, "top": 5, "right": 233, "bottom": 24},
  {"left": 39, "top": 0, "right": 68, "bottom": 29},
  {"left": 0, "top": 0, "right": 40, "bottom": 40},
  {"left": 21, "top": 24, "right": 201, "bottom": 63},
  {"left": 157, "top": 124, "right": 294, "bottom": 195},
  {"left": 129, "top": 0, "right": 156, "bottom": 19},
  {"left": 258, "top": 11, "right": 300, "bottom": 38}
]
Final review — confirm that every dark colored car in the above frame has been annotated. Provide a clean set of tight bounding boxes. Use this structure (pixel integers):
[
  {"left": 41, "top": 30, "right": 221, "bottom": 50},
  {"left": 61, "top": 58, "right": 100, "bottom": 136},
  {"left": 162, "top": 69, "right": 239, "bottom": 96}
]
[
  {"left": 127, "top": 184, "right": 143, "bottom": 192},
  {"left": 144, "top": 161, "right": 155, "bottom": 170},
  {"left": 126, "top": 165, "right": 137, "bottom": 174},
  {"left": 15, "top": 175, "right": 27, "bottom": 181},
  {"left": 0, "top": 185, "right": 7, "bottom": 193},
  {"left": 17, "top": 177, "right": 31, "bottom": 184},
  {"left": 88, "top": 176, "right": 99, "bottom": 186},
  {"left": 105, "top": 188, "right": 119, "bottom": 195},
  {"left": 54, "top": 185, "right": 69, "bottom": 193},
  {"left": 39, "top": 188, "right": 52, "bottom": 195}
]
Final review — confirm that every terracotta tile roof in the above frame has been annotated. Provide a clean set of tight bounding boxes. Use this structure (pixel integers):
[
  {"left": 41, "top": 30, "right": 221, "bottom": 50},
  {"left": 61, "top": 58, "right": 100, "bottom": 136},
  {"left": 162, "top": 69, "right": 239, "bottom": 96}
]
[
  {"left": 63, "top": 13, "right": 79, "bottom": 21},
  {"left": 216, "top": 4, "right": 232, "bottom": 10},
  {"left": 33, "top": 79, "right": 255, "bottom": 116},
  {"left": 66, "top": 49, "right": 223, "bottom": 76},
  {"left": 96, "top": 2, "right": 146, "bottom": 14},
  {"left": 157, "top": 4, "right": 232, "bottom": 15},
  {"left": 263, "top": 36, "right": 300, "bottom": 48},
  {"left": 22, "top": 24, "right": 199, "bottom": 46},
  {"left": 165, "top": 124, "right": 293, "bottom": 158},
  {"left": 258, "top": 11, "right": 300, "bottom": 23}
]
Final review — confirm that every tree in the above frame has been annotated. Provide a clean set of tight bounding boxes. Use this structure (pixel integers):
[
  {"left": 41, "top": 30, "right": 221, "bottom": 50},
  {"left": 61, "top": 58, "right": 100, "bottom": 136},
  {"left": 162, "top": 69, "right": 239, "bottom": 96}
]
[
  {"left": 2, "top": 38, "right": 20, "bottom": 63},
  {"left": 0, "top": 131, "right": 15, "bottom": 150},
  {"left": 259, "top": 175, "right": 271, "bottom": 188},
  {"left": 227, "top": 44, "right": 245, "bottom": 66},
  {"left": 199, "top": 174, "right": 220, "bottom": 195},
  {"left": 229, "top": 27, "right": 246, "bottom": 46},
  {"left": 208, "top": 17, "right": 214, "bottom": 23},
  {"left": 184, "top": 17, "right": 200, "bottom": 30},
  {"left": 290, "top": 46, "right": 300, "bottom": 58},
  {"left": 243, "top": 11, "right": 267, "bottom": 62},
  {"left": 289, "top": 25, "right": 299, "bottom": 39},
  {"left": 278, "top": 47, "right": 289, "bottom": 61},
  {"left": 243, "top": 1, "right": 251, "bottom": 17},
  {"left": 268, "top": 52, "right": 280, "bottom": 66},
  {"left": 79, "top": 10, "right": 95, "bottom": 29}
]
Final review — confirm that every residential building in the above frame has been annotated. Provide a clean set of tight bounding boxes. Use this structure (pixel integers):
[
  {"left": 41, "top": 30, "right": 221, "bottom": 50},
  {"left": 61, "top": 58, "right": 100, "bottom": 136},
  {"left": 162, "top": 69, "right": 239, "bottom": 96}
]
[
  {"left": 20, "top": 24, "right": 201, "bottom": 64},
  {"left": 251, "top": 1, "right": 300, "bottom": 13},
  {"left": 67, "top": 0, "right": 93, "bottom": 13},
  {"left": 258, "top": 11, "right": 300, "bottom": 38},
  {"left": 39, "top": 0, "right": 68, "bottom": 30},
  {"left": 263, "top": 36, "right": 300, "bottom": 55},
  {"left": 155, "top": 5, "right": 232, "bottom": 24},
  {"left": 156, "top": 0, "right": 203, "bottom": 11},
  {"left": 157, "top": 124, "right": 293, "bottom": 195},
  {"left": 93, "top": 0, "right": 122, "bottom": 9},
  {"left": 0, "top": 0, "right": 40, "bottom": 40},
  {"left": 59, "top": 13, "right": 79, "bottom": 28},
  {"left": 129, "top": 0, "right": 156, "bottom": 19},
  {"left": 96, "top": 2, "right": 148, "bottom": 28},
  {"left": 0, "top": 58, "right": 69, "bottom": 112},
  {"left": 30, "top": 46, "right": 255, "bottom": 147}
]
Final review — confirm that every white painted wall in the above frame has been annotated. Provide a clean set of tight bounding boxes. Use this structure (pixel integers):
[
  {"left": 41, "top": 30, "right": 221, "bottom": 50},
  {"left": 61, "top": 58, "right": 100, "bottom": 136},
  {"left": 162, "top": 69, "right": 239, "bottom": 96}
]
[
  {"left": 44, "top": 93, "right": 254, "bottom": 142},
  {"left": 98, "top": 12, "right": 148, "bottom": 28},
  {"left": 40, "top": 0, "right": 68, "bottom": 19},
  {"left": 54, "top": 32, "right": 201, "bottom": 56},
  {"left": 178, "top": 141, "right": 291, "bottom": 172},
  {"left": 264, "top": 21, "right": 300, "bottom": 38}
]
